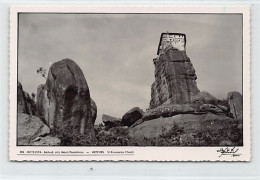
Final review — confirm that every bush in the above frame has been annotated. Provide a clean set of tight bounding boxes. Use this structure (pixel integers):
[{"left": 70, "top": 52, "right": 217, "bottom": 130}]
[{"left": 149, "top": 124, "right": 184, "bottom": 146}]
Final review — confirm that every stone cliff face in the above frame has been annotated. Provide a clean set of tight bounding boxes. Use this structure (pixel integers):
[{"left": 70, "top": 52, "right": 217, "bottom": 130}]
[
  {"left": 36, "top": 59, "right": 95, "bottom": 138},
  {"left": 149, "top": 43, "right": 200, "bottom": 109}
]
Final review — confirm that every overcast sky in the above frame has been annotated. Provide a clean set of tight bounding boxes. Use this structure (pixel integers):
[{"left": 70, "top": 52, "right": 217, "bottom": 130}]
[{"left": 18, "top": 13, "right": 242, "bottom": 124}]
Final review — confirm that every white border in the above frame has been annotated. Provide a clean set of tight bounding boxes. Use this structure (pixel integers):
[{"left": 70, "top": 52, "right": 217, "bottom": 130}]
[{"left": 9, "top": 5, "right": 251, "bottom": 161}]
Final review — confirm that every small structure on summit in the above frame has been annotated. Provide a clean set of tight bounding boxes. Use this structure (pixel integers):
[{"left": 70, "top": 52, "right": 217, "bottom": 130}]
[
  {"left": 150, "top": 32, "right": 200, "bottom": 109},
  {"left": 157, "top": 32, "right": 186, "bottom": 55}
]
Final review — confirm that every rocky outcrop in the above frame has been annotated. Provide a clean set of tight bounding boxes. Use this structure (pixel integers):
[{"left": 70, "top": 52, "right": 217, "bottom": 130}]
[
  {"left": 91, "top": 98, "right": 97, "bottom": 124},
  {"left": 149, "top": 45, "right": 200, "bottom": 109},
  {"left": 102, "top": 114, "right": 122, "bottom": 127},
  {"left": 36, "top": 59, "right": 95, "bottom": 138},
  {"left": 227, "top": 91, "right": 243, "bottom": 119},
  {"left": 198, "top": 104, "right": 224, "bottom": 114},
  {"left": 18, "top": 81, "right": 36, "bottom": 115},
  {"left": 129, "top": 113, "right": 241, "bottom": 143},
  {"left": 191, "top": 91, "right": 217, "bottom": 104},
  {"left": 17, "top": 81, "right": 28, "bottom": 114},
  {"left": 24, "top": 92, "right": 37, "bottom": 115},
  {"left": 143, "top": 104, "right": 196, "bottom": 121},
  {"left": 17, "top": 113, "right": 50, "bottom": 145},
  {"left": 122, "top": 107, "right": 144, "bottom": 127}
]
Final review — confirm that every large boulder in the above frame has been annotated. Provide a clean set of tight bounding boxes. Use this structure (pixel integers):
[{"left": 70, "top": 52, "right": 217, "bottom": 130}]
[
  {"left": 91, "top": 98, "right": 97, "bottom": 124},
  {"left": 227, "top": 91, "right": 243, "bottom": 119},
  {"left": 149, "top": 44, "right": 200, "bottom": 109},
  {"left": 143, "top": 104, "right": 196, "bottom": 121},
  {"left": 17, "top": 81, "right": 28, "bottom": 114},
  {"left": 36, "top": 59, "right": 95, "bottom": 138},
  {"left": 17, "top": 113, "right": 50, "bottom": 145},
  {"left": 122, "top": 107, "right": 144, "bottom": 127},
  {"left": 102, "top": 114, "right": 122, "bottom": 127},
  {"left": 129, "top": 113, "right": 242, "bottom": 145}
]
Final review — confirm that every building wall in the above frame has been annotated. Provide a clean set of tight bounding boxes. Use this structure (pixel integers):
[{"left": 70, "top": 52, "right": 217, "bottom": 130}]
[{"left": 159, "top": 34, "right": 185, "bottom": 53}]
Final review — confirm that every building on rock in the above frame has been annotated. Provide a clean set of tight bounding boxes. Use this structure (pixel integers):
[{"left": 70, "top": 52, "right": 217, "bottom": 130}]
[{"left": 150, "top": 32, "right": 200, "bottom": 109}]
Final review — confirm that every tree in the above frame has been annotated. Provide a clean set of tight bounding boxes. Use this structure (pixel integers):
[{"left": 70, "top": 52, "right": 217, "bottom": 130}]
[{"left": 37, "top": 67, "right": 47, "bottom": 78}]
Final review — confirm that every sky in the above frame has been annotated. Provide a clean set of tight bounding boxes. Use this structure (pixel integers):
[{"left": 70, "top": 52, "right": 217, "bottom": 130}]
[{"left": 18, "top": 13, "right": 242, "bottom": 124}]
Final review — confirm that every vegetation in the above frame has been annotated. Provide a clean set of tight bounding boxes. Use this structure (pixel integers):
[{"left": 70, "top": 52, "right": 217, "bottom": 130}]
[
  {"left": 59, "top": 120, "right": 242, "bottom": 146},
  {"left": 60, "top": 126, "right": 137, "bottom": 146},
  {"left": 37, "top": 67, "right": 47, "bottom": 78}
]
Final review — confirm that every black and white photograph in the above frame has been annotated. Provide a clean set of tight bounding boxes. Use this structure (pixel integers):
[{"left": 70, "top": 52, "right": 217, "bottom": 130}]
[{"left": 9, "top": 6, "right": 250, "bottom": 161}]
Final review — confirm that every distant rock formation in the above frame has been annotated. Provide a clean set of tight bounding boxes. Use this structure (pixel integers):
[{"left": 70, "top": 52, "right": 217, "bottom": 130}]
[
  {"left": 102, "top": 114, "right": 122, "bottom": 127},
  {"left": 227, "top": 91, "right": 243, "bottom": 119},
  {"left": 36, "top": 59, "right": 95, "bottom": 138},
  {"left": 122, "top": 107, "right": 144, "bottom": 127},
  {"left": 149, "top": 33, "right": 200, "bottom": 109}
]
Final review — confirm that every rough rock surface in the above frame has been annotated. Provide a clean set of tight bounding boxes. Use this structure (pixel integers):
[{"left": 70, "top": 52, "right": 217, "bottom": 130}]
[
  {"left": 24, "top": 91, "right": 37, "bottom": 115},
  {"left": 18, "top": 81, "right": 37, "bottom": 115},
  {"left": 122, "top": 107, "right": 144, "bottom": 127},
  {"left": 36, "top": 84, "right": 48, "bottom": 122},
  {"left": 30, "top": 136, "right": 61, "bottom": 146},
  {"left": 18, "top": 113, "right": 50, "bottom": 145},
  {"left": 191, "top": 91, "right": 217, "bottom": 104},
  {"left": 143, "top": 104, "right": 196, "bottom": 121},
  {"left": 129, "top": 113, "right": 240, "bottom": 142},
  {"left": 17, "top": 81, "right": 28, "bottom": 114},
  {"left": 36, "top": 59, "right": 95, "bottom": 138},
  {"left": 91, "top": 98, "right": 97, "bottom": 124},
  {"left": 198, "top": 104, "right": 224, "bottom": 114},
  {"left": 102, "top": 114, "right": 122, "bottom": 127},
  {"left": 149, "top": 45, "right": 200, "bottom": 108},
  {"left": 227, "top": 91, "right": 243, "bottom": 119}
]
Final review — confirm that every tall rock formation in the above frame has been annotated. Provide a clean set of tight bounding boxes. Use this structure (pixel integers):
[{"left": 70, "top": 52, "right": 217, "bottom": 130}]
[
  {"left": 36, "top": 59, "right": 95, "bottom": 138},
  {"left": 17, "top": 81, "right": 28, "bottom": 114},
  {"left": 17, "top": 81, "right": 36, "bottom": 115},
  {"left": 150, "top": 33, "right": 199, "bottom": 108},
  {"left": 227, "top": 91, "right": 243, "bottom": 119}
]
